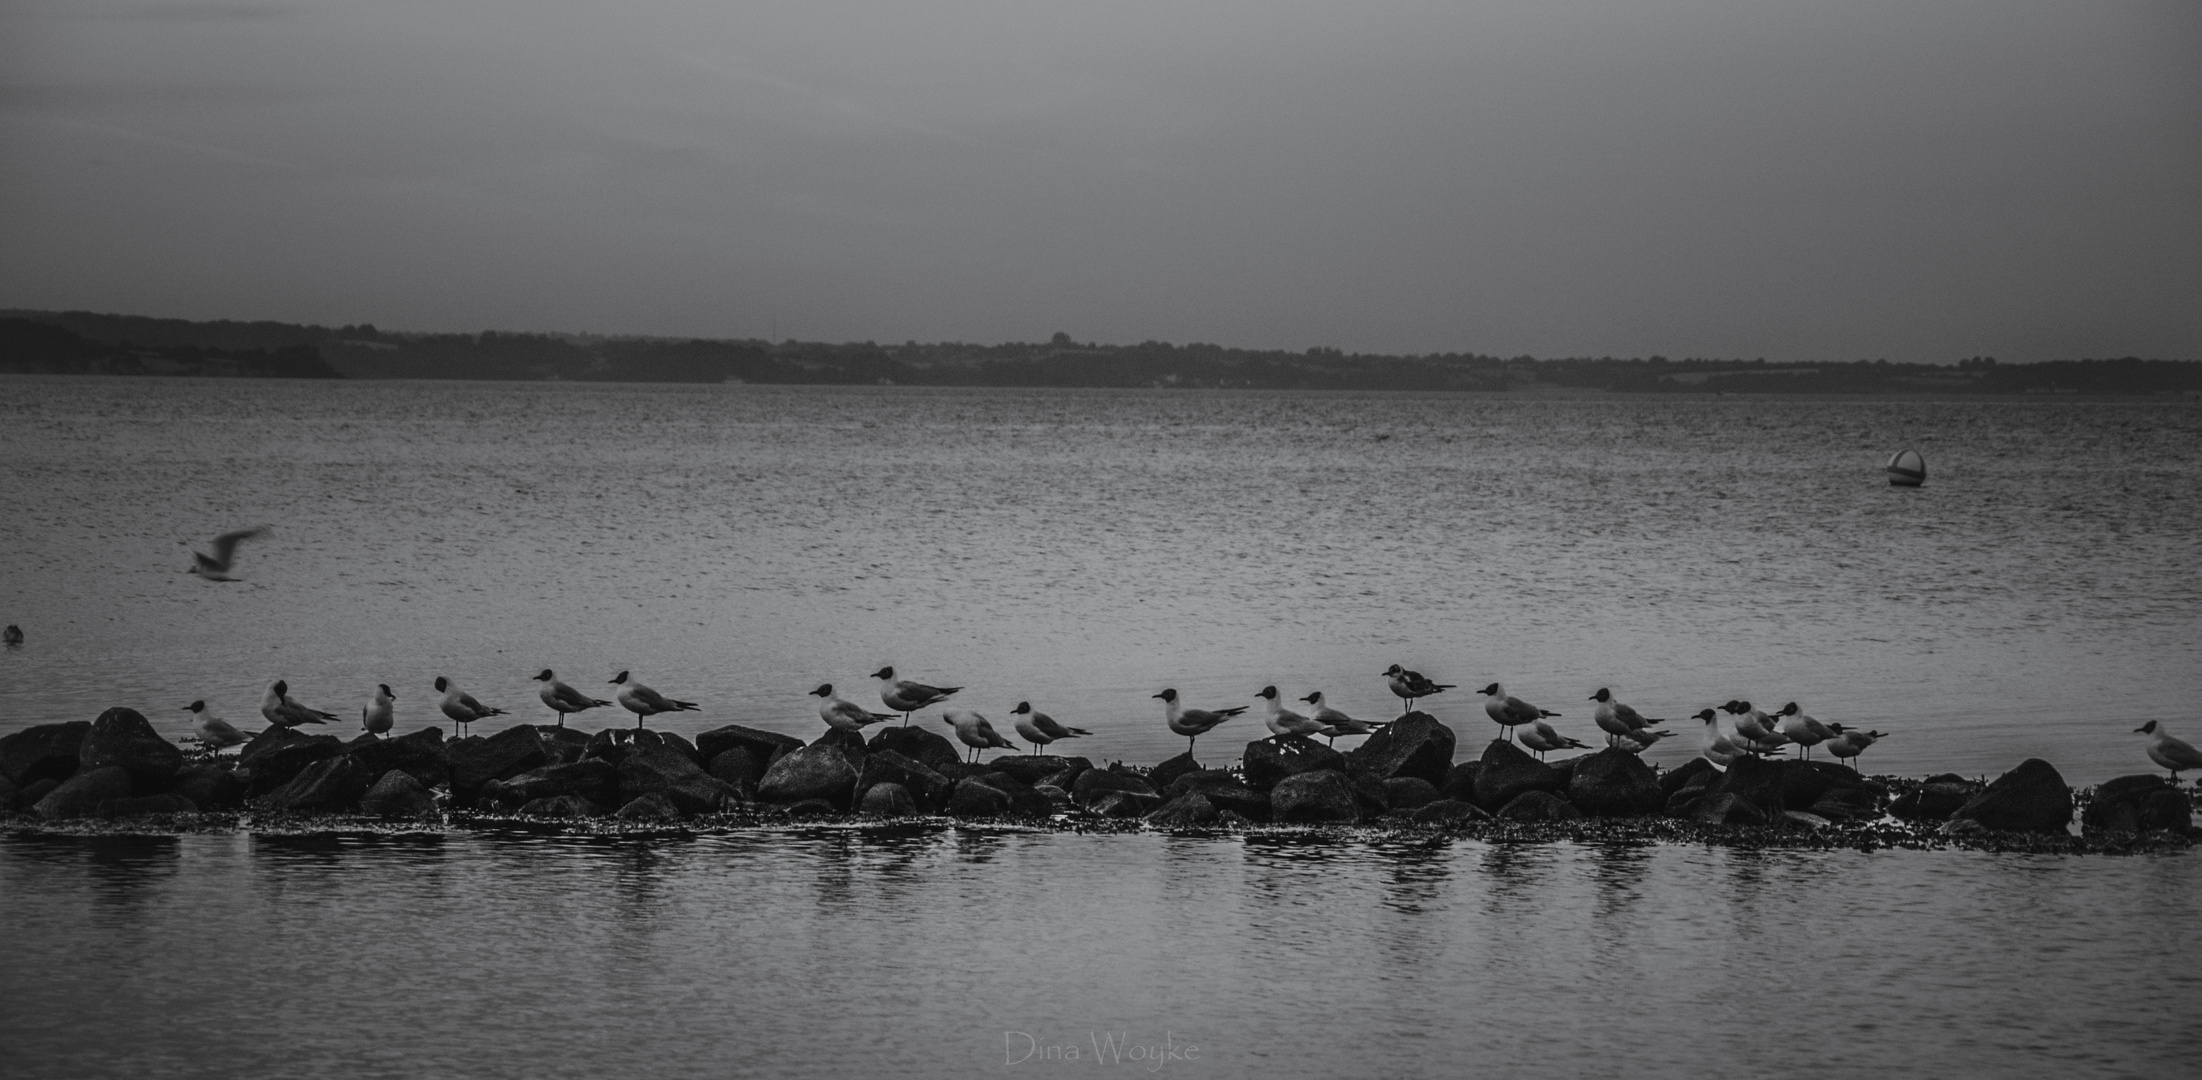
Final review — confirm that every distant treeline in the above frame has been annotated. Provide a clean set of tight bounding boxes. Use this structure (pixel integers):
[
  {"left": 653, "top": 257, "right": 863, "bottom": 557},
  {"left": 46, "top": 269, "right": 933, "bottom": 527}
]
[{"left": 3, "top": 310, "right": 2197, "bottom": 395}]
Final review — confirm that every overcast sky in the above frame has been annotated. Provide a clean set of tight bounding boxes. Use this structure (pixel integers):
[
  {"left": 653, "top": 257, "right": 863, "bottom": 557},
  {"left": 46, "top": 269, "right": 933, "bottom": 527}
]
[{"left": 2, "top": 1, "right": 2196, "bottom": 361}]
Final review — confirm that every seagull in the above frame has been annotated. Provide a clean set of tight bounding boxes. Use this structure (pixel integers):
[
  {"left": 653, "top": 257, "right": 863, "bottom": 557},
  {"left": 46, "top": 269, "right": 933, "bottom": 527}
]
[
  {"left": 1518, "top": 718, "right": 1591, "bottom": 761},
  {"left": 1613, "top": 728, "right": 1676, "bottom": 754},
  {"left": 1154, "top": 689, "right": 1246, "bottom": 754},
  {"left": 1301, "top": 692, "right": 1385, "bottom": 745},
  {"left": 872, "top": 666, "right": 960, "bottom": 726},
  {"left": 1481, "top": 683, "right": 1558, "bottom": 741},
  {"left": 1256, "top": 685, "right": 1327, "bottom": 743},
  {"left": 610, "top": 670, "right": 700, "bottom": 730},
  {"left": 262, "top": 680, "right": 336, "bottom": 728},
  {"left": 435, "top": 676, "right": 506, "bottom": 737},
  {"left": 1774, "top": 701, "right": 1839, "bottom": 759},
  {"left": 1693, "top": 708, "right": 1748, "bottom": 768},
  {"left": 1726, "top": 700, "right": 1785, "bottom": 745},
  {"left": 813, "top": 683, "right": 896, "bottom": 735},
  {"left": 1383, "top": 664, "right": 1454, "bottom": 711},
  {"left": 1590, "top": 688, "right": 1666, "bottom": 747},
  {"left": 2134, "top": 721, "right": 2202, "bottom": 779},
  {"left": 362, "top": 684, "right": 395, "bottom": 739},
  {"left": 186, "top": 526, "right": 270, "bottom": 581},
  {"left": 941, "top": 708, "right": 1018, "bottom": 762},
  {"left": 1010, "top": 701, "right": 1089, "bottom": 755},
  {"left": 1823, "top": 724, "right": 1888, "bottom": 771},
  {"left": 534, "top": 669, "right": 611, "bottom": 727},
  {"left": 2, "top": 624, "right": 21, "bottom": 647},
  {"left": 184, "top": 700, "right": 247, "bottom": 749}
]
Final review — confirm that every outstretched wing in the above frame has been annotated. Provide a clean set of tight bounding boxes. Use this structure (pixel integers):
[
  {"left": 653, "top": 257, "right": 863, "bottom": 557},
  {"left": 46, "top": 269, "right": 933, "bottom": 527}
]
[{"left": 206, "top": 526, "right": 270, "bottom": 567}]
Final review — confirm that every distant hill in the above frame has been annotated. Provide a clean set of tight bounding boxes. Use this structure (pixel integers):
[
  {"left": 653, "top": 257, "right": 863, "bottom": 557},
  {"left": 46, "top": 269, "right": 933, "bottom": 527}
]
[{"left": 3, "top": 309, "right": 2196, "bottom": 395}]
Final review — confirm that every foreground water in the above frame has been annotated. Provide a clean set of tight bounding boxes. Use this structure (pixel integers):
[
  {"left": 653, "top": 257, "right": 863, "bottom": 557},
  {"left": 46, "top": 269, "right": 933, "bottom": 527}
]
[{"left": 1, "top": 828, "right": 2195, "bottom": 1079}]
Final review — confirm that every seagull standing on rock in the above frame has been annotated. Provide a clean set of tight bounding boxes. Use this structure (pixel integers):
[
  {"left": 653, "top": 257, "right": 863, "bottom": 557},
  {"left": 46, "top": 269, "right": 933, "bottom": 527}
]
[
  {"left": 1824, "top": 724, "right": 1888, "bottom": 771},
  {"left": 813, "top": 684, "right": 896, "bottom": 735},
  {"left": 1256, "top": 685, "right": 1328, "bottom": 744},
  {"left": 1774, "top": 702, "right": 1839, "bottom": 759},
  {"left": 1481, "top": 683, "right": 1559, "bottom": 742},
  {"left": 1590, "top": 688, "right": 1666, "bottom": 747},
  {"left": 362, "top": 684, "right": 395, "bottom": 739},
  {"left": 1383, "top": 665, "right": 1454, "bottom": 711},
  {"left": 1301, "top": 692, "right": 1384, "bottom": 746},
  {"left": 534, "top": 669, "right": 611, "bottom": 727},
  {"left": 942, "top": 709, "right": 1018, "bottom": 762},
  {"left": 185, "top": 701, "right": 247, "bottom": 749},
  {"left": 436, "top": 676, "right": 505, "bottom": 737},
  {"left": 262, "top": 680, "right": 336, "bottom": 728},
  {"left": 1693, "top": 708, "right": 1749, "bottom": 768},
  {"left": 186, "top": 526, "right": 270, "bottom": 581},
  {"left": 2134, "top": 721, "right": 2202, "bottom": 780},
  {"left": 1154, "top": 689, "right": 1246, "bottom": 755},
  {"left": 872, "top": 666, "right": 960, "bottom": 726},
  {"left": 610, "top": 670, "right": 700, "bottom": 730},
  {"left": 1010, "top": 702, "right": 1089, "bottom": 755},
  {"left": 1519, "top": 718, "right": 1590, "bottom": 761}
]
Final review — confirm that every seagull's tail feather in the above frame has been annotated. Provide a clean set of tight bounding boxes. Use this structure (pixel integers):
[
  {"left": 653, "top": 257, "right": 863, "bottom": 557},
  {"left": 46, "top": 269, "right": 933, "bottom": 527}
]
[
  {"left": 1539, "top": 709, "right": 1561, "bottom": 718},
  {"left": 1218, "top": 706, "right": 1249, "bottom": 718},
  {"left": 672, "top": 700, "right": 701, "bottom": 711},
  {"left": 1064, "top": 727, "right": 1092, "bottom": 736}
]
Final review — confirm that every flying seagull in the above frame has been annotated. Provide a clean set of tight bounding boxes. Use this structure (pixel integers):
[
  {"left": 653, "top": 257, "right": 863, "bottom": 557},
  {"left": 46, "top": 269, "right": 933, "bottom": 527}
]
[{"left": 187, "top": 526, "right": 270, "bottom": 581}]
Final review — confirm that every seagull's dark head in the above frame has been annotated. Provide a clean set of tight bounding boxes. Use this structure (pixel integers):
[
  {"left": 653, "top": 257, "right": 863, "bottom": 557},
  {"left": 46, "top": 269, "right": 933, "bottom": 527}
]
[
  {"left": 1736, "top": 701, "right": 1754, "bottom": 712},
  {"left": 2137, "top": 721, "right": 2159, "bottom": 734},
  {"left": 1692, "top": 709, "right": 1718, "bottom": 722},
  {"left": 871, "top": 666, "right": 895, "bottom": 680},
  {"left": 810, "top": 684, "right": 833, "bottom": 697},
  {"left": 272, "top": 680, "right": 288, "bottom": 696},
  {"left": 1012, "top": 702, "right": 1031, "bottom": 714},
  {"left": 184, "top": 701, "right": 204, "bottom": 713},
  {"left": 1720, "top": 700, "right": 1742, "bottom": 713},
  {"left": 1478, "top": 683, "right": 1501, "bottom": 696},
  {"left": 1256, "top": 685, "right": 1277, "bottom": 700},
  {"left": 1591, "top": 688, "right": 1611, "bottom": 702},
  {"left": 380, "top": 684, "right": 394, "bottom": 698},
  {"left": 434, "top": 676, "right": 450, "bottom": 692},
  {"left": 610, "top": 670, "right": 629, "bottom": 684},
  {"left": 1383, "top": 664, "right": 1403, "bottom": 676},
  {"left": 1779, "top": 702, "right": 1799, "bottom": 715},
  {"left": 534, "top": 669, "right": 554, "bottom": 681},
  {"left": 1300, "top": 692, "right": 1321, "bottom": 704},
  {"left": 1154, "top": 689, "right": 1177, "bottom": 703}
]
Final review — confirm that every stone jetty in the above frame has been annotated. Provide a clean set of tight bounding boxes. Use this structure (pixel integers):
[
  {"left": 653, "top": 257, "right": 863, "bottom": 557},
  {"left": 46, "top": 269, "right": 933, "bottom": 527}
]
[{"left": 1, "top": 707, "right": 2191, "bottom": 852}]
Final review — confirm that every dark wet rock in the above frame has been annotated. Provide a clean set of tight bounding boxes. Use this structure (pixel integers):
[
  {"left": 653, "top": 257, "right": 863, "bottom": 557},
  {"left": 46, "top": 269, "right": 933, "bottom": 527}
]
[
  {"left": 695, "top": 723, "right": 802, "bottom": 765},
  {"left": 344, "top": 727, "right": 449, "bottom": 790},
  {"left": 1892, "top": 774, "right": 1987, "bottom": 822},
  {"left": 1546, "top": 755, "right": 1590, "bottom": 792},
  {"left": 448, "top": 725, "right": 550, "bottom": 805},
  {"left": 757, "top": 744, "right": 860, "bottom": 808},
  {"left": 615, "top": 792, "right": 682, "bottom": 822},
  {"left": 1146, "top": 751, "right": 1203, "bottom": 793},
  {"left": 1659, "top": 757, "right": 1720, "bottom": 797},
  {"left": 858, "top": 750, "right": 954, "bottom": 811},
  {"left": 864, "top": 726, "right": 961, "bottom": 772},
  {"left": 1345, "top": 712, "right": 1456, "bottom": 785},
  {"left": 78, "top": 707, "right": 184, "bottom": 787},
  {"left": 1664, "top": 787, "right": 1708, "bottom": 818},
  {"left": 1472, "top": 740, "right": 1562, "bottom": 812},
  {"left": 0, "top": 774, "right": 17, "bottom": 810},
  {"left": 359, "top": 770, "right": 438, "bottom": 819},
  {"left": 1347, "top": 771, "right": 1391, "bottom": 815},
  {"left": 1086, "top": 790, "right": 1161, "bottom": 819},
  {"left": 34, "top": 766, "right": 134, "bottom": 819},
  {"left": 623, "top": 744, "right": 747, "bottom": 815},
  {"left": 99, "top": 793, "right": 198, "bottom": 816},
  {"left": 1146, "top": 791, "right": 1220, "bottom": 827},
  {"left": 538, "top": 726, "right": 593, "bottom": 764},
  {"left": 1778, "top": 810, "right": 1833, "bottom": 830},
  {"left": 1499, "top": 790, "right": 1584, "bottom": 822},
  {"left": 1951, "top": 759, "right": 2072, "bottom": 834},
  {"left": 949, "top": 779, "right": 1014, "bottom": 817},
  {"left": 1942, "top": 817, "right": 1988, "bottom": 838},
  {"left": 2082, "top": 775, "right": 2192, "bottom": 834},
  {"left": 988, "top": 755, "right": 1090, "bottom": 787},
  {"left": 518, "top": 795, "right": 604, "bottom": 818},
  {"left": 1271, "top": 769, "right": 1360, "bottom": 824},
  {"left": 1439, "top": 761, "right": 1481, "bottom": 803},
  {"left": 1695, "top": 792, "right": 1768, "bottom": 826},
  {"left": 581, "top": 729, "right": 632, "bottom": 765},
  {"left": 1412, "top": 799, "right": 1490, "bottom": 825},
  {"left": 490, "top": 758, "right": 622, "bottom": 808},
  {"left": 963, "top": 771, "right": 1054, "bottom": 817},
  {"left": 707, "top": 747, "right": 766, "bottom": 790},
  {"left": 858, "top": 781, "right": 917, "bottom": 816},
  {"left": 1033, "top": 783, "right": 1072, "bottom": 810},
  {"left": 238, "top": 728, "right": 347, "bottom": 796},
  {"left": 1038, "top": 765, "right": 1089, "bottom": 794},
  {"left": 1699, "top": 755, "right": 1784, "bottom": 817},
  {"left": 172, "top": 764, "right": 246, "bottom": 811},
  {"left": 1383, "top": 776, "right": 1441, "bottom": 811},
  {"left": 0, "top": 720, "right": 90, "bottom": 787},
  {"left": 16, "top": 777, "right": 60, "bottom": 810},
  {"left": 1242, "top": 738, "right": 1348, "bottom": 792},
  {"left": 781, "top": 798, "right": 839, "bottom": 820},
  {"left": 1566, "top": 748, "right": 1666, "bottom": 817},
  {"left": 657, "top": 731, "right": 707, "bottom": 768},
  {"left": 256, "top": 755, "right": 374, "bottom": 813},
  {"left": 1163, "top": 771, "right": 1269, "bottom": 819},
  {"left": 1809, "top": 785, "right": 1882, "bottom": 822},
  {"left": 1072, "top": 769, "right": 1158, "bottom": 809},
  {"left": 811, "top": 727, "right": 869, "bottom": 765}
]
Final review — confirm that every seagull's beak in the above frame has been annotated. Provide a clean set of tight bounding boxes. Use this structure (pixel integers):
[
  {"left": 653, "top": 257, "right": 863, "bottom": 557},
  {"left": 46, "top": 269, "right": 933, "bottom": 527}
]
[{"left": 2134, "top": 725, "right": 2150, "bottom": 733}]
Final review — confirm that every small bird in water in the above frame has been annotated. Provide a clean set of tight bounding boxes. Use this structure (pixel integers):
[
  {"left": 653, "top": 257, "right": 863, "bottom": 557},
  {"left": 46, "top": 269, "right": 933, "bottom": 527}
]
[
  {"left": 1154, "top": 688, "right": 1246, "bottom": 755},
  {"left": 435, "top": 676, "right": 506, "bottom": 736},
  {"left": 2, "top": 624, "right": 21, "bottom": 647},
  {"left": 2134, "top": 721, "right": 2202, "bottom": 780},
  {"left": 1774, "top": 701, "right": 1839, "bottom": 759},
  {"left": 812, "top": 683, "right": 896, "bottom": 735},
  {"left": 186, "top": 526, "right": 270, "bottom": 581},
  {"left": 262, "top": 680, "right": 336, "bottom": 728},
  {"left": 872, "top": 666, "right": 961, "bottom": 726},
  {"left": 1823, "top": 724, "right": 1888, "bottom": 771},
  {"left": 184, "top": 700, "right": 247, "bottom": 750},
  {"left": 1256, "top": 685, "right": 1327, "bottom": 744},
  {"left": 1010, "top": 701, "right": 1089, "bottom": 754},
  {"left": 1590, "top": 688, "right": 1666, "bottom": 747},
  {"left": 1519, "top": 718, "right": 1591, "bottom": 761},
  {"left": 362, "top": 684, "right": 396, "bottom": 739},
  {"left": 534, "top": 669, "right": 611, "bottom": 727},
  {"left": 942, "top": 708, "right": 1018, "bottom": 762},
  {"left": 610, "top": 670, "right": 700, "bottom": 730},
  {"left": 1383, "top": 665, "right": 1454, "bottom": 711},
  {"left": 1481, "top": 683, "right": 1559, "bottom": 741},
  {"left": 1301, "top": 691, "right": 1385, "bottom": 745}
]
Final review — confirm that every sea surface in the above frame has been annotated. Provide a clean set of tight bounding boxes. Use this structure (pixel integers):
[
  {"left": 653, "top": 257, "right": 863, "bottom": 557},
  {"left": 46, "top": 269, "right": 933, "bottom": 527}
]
[{"left": 2, "top": 377, "right": 2200, "bottom": 1077}]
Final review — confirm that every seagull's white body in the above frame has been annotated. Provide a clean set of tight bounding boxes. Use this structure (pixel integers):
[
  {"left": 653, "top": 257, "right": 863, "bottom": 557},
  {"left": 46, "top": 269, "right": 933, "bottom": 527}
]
[
  {"left": 187, "top": 526, "right": 268, "bottom": 581},
  {"left": 436, "top": 676, "right": 505, "bottom": 734},
  {"left": 536, "top": 670, "right": 611, "bottom": 726},
  {"left": 2137, "top": 721, "right": 2202, "bottom": 777},
  {"left": 1695, "top": 709, "right": 1748, "bottom": 768},
  {"left": 1590, "top": 688, "right": 1664, "bottom": 745},
  {"left": 362, "top": 684, "right": 396, "bottom": 738},
  {"left": 262, "top": 681, "right": 335, "bottom": 728},
  {"left": 942, "top": 708, "right": 1018, "bottom": 760},
  {"left": 1257, "top": 686, "right": 1325, "bottom": 740},
  {"left": 185, "top": 701, "right": 247, "bottom": 749},
  {"left": 1010, "top": 702, "right": 1088, "bottom": 751},
  {"left": 1482, "top": 683, "right": 1558, "bottom": 739},
  {"left": 1154, "top": 689, "right": 1246, "bottom": 751},
  {"left": 814, "top": 684, "right": 895, "bottom": 734},
  {"left": 610, "top": 670, "right": 700, "bottom": 728},
  {"left": 872, "top": 666, "right": 960, "bottom": 722}
]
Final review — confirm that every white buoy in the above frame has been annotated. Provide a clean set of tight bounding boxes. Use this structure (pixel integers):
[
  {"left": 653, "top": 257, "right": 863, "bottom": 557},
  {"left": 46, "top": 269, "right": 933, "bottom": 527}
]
[{"left": 1887, "top": 448, "right": 1926, "bottom": 487}]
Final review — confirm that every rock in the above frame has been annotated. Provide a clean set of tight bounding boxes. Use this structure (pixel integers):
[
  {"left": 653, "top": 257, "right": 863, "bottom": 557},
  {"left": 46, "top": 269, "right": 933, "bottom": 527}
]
[
  {"left": 1778, "top": 810, "right": 1832, "bottom": 830},
  {"left": 1344, "top": 712, "right": 1456, "bottom": 784},
  {"left": 0, "top": 721, "right": 90, "bottom": 787},
  {"left": 0, "top": 774, "right": 17, "bottom": 810},
  {"left": 697, "top": 724, "right": 806, "bottom": 766},
  {"left": 1145, "top": 792, "right": 1220, "bottom": 827},
  {"left": 1071, "top": 769, "right": 1158, "bottom": 809},
  {"left": 1659, "top": 757, "right": 1720, "bottom": 797},
  {"left": 1347, "top": 771, "right": 1391, "bottom": 815},
  {"left": 1567, "top": 747, "right": 1666, "bottom": 817},
  {"left": 1145, "top": 752, "right": 1204, "bottom": 793},
  {"left": 621, "top": 745, "right": 746, "bottom": 815},
  {"left": 1891, "top": 774, "right": 1985, "bottom": 822},
  {"left": 344, "top": 727, "right": 449, "bottom": 790},
  {"left": 1270, "top": 770, "right": 1360, "bottom": 824},
  {"left": 1809, "top": 785, "right": 1882, "bottom": 822},
  {"left": 1499, "top": 790, "right": 1583, "bottom": 822},
  {"left": 656, "top": 731, "right": 707, "bottom": 768},
  {"left": 238, "top": 728, "right": 347, "bottom": 796},
  {"left": 99, "top": 793, "right": 198, "bottom": 816},
  {"left": 1439, "top": 761, "right": 1481, "bottom": 803},
  {"left": 1694, "top": 792, "right": 1768, "bottom": 826},
  {"left": 581, "top": 729, "right": 631, "bottom": 765},
  {"left": 1471, "top": 740, "right": 1562, "bottom": 812},
  {"left": 1163, "top": 772, "right": 1270, "bottom": 820},
  {"left": 492, "top": 759, "right": 622, "bottom": 808},
  {"left": 255, "top": 755, "right": 374, "bottom": 813},
  {"left": 811, "top": 727, "right": 869, "bottom": 765},
  {"left": 359, "top": 770, "right": 438, "bottom": 819},
  {"left": 949, "top": 779, "right": 1014, "bottom": 817},
  {"left": 171, "top": 764, "right": 246, "bottom": 811},
  {"left": 1951, "top": 759, "right": 2072, "bottom": 834},
  {"left": 1241, "top": 737, "right": 1348, "bottom": 791},
  {"left": 858, "top": 781, "right": 917, "bottom": 816},
  {"left": 1546, "top": 755, "right": 1589, "bottom": 790},
  {"left": 1383, "top": 776, "right": 1441, "bottom": 811},
  {"left": 518, "top": 795, "right": 603, "bottom": 818},
  {"left": 615, "top": 792, "right": 683, "bottom": 822},
  {"left": 707, "top": 747, "right": 766, "bottom": 791},
  {"left": 987, "top": 755, "right": 1090, "bottom": 787},
  {"left": 1942, "top": 817, "right": 1988, "bottom": 838},
  {"left": 864, "top": 726, "right": 961, "bottom": 772},
  {"left": 33, "top": 766, "right": 134, "bottom": 819},
  {"left": 77, "top": 707, "right": 184, "bottom": 788},
  {"left": 1698, "top": 756, "right": 1785, "bottom": 817},
  {"left": 1086, "top": 790, "right": 1159, "bottom": 819},
  {"left": 1038, "top": 765, "right": 1090, "bottom": 793},
  {"left": 781, "top": 798, "right": 839, "bottom": 820},
  {"left": 16, "top": 778, "right": 61, "bottom": 810},
  {"left": 1033, "top": 783, "right": 1072, "bottom": 810},
  {"left": 1412, "top": 799, "right": 1489, "bottom": 825},
  {"left": 447, "top": 725, "right": 550, "bottom": 805},
  {"left": 2083, "top": 774, "right": 2192, "bottom": 834},
  {"left": 962, "top": 771, "right": 1054, "bottom": 817},
  {"left": 1664, "top": 787, "right": 1708, "bottom": 818},
  {"left": 756, "top": 744, "right": 860, "bottom": 808},
  {"left": 858, "top": 751, "right": 954, "bottom": 811},
  {"left": 538, "top": 726, "right": 593, "bottom": 764}
]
